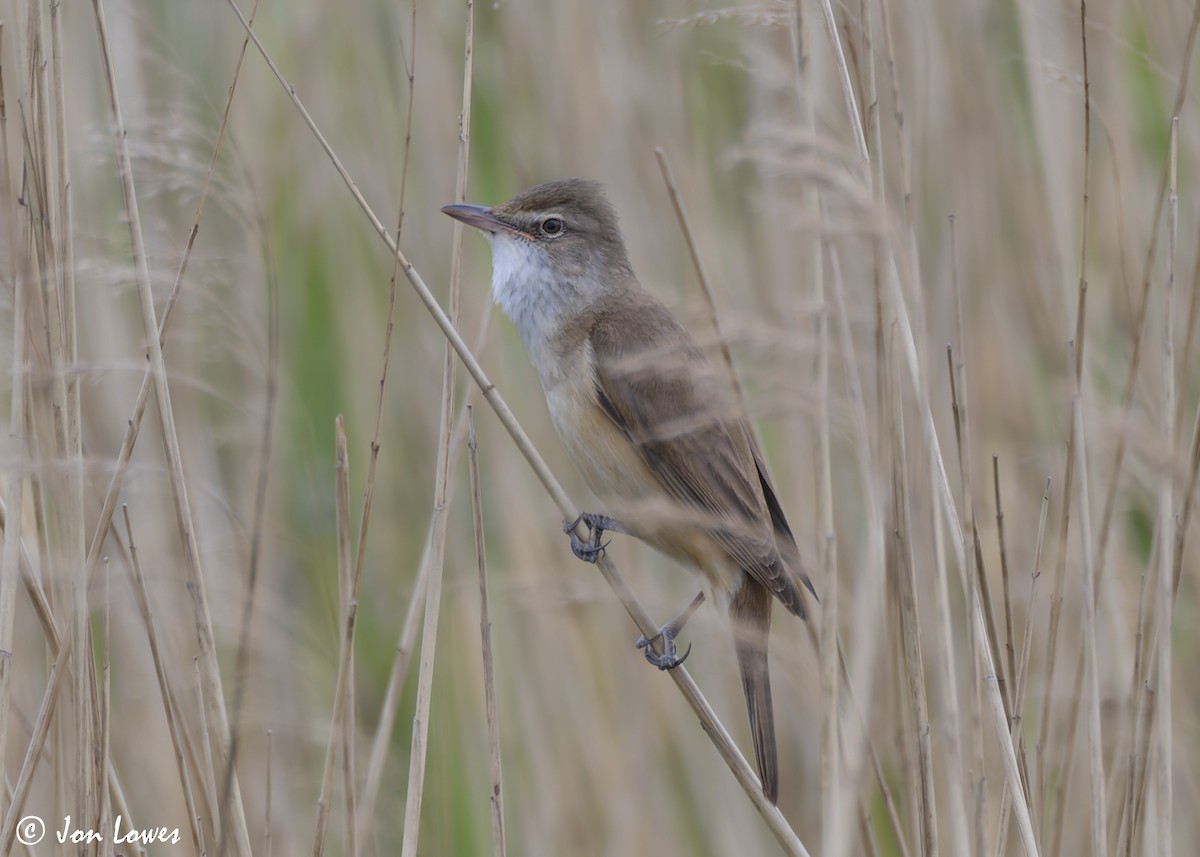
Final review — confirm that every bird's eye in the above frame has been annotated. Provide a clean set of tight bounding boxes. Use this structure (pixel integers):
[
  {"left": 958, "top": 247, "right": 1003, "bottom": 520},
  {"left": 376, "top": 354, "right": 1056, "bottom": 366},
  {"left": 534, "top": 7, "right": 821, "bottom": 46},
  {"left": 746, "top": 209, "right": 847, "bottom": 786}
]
[{"left": 540, "top": 217, "right": 564, "bottom": 237}]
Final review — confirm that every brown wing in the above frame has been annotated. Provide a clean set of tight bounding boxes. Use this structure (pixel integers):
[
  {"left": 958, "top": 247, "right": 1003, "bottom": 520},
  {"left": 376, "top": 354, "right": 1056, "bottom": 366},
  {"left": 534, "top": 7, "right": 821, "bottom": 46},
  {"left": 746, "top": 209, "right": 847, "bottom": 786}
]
[
  {"left": 589, "top": 295, "right": 807, "bottom": 612},
  {"left": 750, "top": 440, "right": 818, "bottom": 615}
]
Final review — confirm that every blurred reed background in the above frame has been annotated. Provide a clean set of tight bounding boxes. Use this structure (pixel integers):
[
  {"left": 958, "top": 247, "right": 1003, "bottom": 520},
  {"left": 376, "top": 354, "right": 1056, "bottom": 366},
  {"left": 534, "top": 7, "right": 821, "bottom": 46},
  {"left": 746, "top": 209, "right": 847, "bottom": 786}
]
[{"left": 0, "top": 0, "right": 1196, "bottom": 855}]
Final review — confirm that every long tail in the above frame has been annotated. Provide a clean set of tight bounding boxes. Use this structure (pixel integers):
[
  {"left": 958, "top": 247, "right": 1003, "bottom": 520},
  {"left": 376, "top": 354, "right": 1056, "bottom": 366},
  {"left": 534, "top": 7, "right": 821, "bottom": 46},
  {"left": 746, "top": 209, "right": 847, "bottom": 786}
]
[{"left": 729, "top": 576, "right": 778, "bottom": 804}]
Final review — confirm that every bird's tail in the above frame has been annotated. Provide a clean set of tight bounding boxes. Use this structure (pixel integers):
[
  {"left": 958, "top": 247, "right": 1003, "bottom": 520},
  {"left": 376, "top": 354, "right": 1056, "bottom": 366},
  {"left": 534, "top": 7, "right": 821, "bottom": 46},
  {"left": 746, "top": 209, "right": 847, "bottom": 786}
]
[{"left": 729, "top": 576, "right": 778, "bottom": 804}]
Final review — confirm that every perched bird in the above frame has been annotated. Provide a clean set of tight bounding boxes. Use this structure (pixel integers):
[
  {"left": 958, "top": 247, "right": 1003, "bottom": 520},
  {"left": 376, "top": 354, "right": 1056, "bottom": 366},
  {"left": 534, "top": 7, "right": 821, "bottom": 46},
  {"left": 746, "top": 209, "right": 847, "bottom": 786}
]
[{"left": 443, "top": 178, "right": 815, "bottom": 803}]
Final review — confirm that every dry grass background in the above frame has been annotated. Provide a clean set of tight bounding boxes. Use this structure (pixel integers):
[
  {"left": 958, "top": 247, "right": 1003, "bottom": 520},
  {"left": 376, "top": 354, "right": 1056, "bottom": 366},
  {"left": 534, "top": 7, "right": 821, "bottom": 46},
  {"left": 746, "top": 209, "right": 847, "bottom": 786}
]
[{"left": 0, "top": 0, "right": 1197, "bottom": 855}]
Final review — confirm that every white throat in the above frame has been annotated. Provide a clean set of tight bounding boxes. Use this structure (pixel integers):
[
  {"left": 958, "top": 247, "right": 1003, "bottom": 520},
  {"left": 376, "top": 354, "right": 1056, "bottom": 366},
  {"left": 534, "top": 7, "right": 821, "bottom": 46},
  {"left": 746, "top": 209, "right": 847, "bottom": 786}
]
[{"left": 486, "top": 233, "right": 563, "bottom": 351}]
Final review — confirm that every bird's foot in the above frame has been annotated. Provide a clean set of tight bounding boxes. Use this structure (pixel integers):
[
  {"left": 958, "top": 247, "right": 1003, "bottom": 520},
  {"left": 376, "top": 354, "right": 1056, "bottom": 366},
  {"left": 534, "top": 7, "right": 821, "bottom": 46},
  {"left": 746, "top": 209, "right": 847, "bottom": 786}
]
[
  {"left": 563, "top": 512, "right": 622, "bottom": 563},
  {"left": 636, "top": 624, "right": 692, "bottom": 671}
]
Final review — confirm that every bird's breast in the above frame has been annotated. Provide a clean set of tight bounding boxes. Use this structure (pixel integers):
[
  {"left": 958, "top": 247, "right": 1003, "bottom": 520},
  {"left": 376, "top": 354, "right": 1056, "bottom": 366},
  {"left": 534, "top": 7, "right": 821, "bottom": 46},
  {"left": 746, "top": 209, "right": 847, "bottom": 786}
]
[
  {"left": 537, "top": 342, "right": 741, "bottom": 592},
  {"left": 540, "top": 341, "right": 658, "bottom": 503}
]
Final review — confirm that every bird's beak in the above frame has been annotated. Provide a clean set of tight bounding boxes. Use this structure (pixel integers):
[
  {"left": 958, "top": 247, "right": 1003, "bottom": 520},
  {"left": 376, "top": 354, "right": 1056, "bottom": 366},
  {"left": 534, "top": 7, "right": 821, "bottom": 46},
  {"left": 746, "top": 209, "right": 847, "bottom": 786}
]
[{"left": 441, "top": 203, "right": 523, "bottom": 236}]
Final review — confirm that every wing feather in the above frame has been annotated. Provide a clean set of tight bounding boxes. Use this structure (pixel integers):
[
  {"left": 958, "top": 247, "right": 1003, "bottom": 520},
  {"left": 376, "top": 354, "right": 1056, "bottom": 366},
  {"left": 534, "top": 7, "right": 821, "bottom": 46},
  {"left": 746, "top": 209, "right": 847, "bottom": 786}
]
[{"left": 588, "top": 297, "right": 806, "bottom": 610}]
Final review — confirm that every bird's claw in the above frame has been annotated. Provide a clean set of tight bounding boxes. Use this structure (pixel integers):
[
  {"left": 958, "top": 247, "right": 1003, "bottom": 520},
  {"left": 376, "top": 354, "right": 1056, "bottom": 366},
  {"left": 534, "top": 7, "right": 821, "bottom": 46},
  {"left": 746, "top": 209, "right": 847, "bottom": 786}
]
[
  {"left": 636, "top": 625, "right": 692, "bottom": 671},
  {"left": 568, "top": 530, "right": 610, "bottom": 563},
  {"left": 563, "top": 513, "right": 611, "bottom": 564}
]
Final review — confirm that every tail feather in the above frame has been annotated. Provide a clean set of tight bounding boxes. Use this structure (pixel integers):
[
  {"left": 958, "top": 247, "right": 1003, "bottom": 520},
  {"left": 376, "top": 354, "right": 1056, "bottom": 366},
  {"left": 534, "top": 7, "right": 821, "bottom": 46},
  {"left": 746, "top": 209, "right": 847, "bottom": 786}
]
[{"left": 729, "top": 576, "right": 778, "bottom": 804}]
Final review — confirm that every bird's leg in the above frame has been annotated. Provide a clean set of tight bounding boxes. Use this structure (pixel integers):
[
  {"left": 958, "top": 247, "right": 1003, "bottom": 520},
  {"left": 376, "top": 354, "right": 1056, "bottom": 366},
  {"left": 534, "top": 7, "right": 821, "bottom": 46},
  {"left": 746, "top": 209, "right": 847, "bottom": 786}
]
[
  {"left": 563, "top": 512, "right": 629, "bottom": 563},
  {"left": 637, "top": 591, "right": 706, "bottom": 670}
]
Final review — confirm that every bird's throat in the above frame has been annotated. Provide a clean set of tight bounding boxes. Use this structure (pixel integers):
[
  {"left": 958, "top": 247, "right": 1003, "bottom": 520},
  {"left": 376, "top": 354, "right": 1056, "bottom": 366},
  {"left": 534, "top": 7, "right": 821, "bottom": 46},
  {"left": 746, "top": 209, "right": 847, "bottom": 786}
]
[{"left": 488, "top": 234, "right": 566, "bottom": 352}]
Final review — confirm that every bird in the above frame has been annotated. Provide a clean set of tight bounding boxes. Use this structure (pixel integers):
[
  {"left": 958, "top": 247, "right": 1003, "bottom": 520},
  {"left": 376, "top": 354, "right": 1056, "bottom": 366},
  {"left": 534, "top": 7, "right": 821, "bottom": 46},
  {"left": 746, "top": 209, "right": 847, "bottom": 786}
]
[{"left": 442, "top": 177, "right": 815, "bottom": 804}]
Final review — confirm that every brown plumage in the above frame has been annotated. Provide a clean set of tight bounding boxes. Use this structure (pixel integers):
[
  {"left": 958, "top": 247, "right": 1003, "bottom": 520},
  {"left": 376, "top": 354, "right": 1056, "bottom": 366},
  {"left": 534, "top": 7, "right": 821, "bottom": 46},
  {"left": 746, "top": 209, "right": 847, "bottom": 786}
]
[{"left": 443, "top": 178, "right": 816, "bottom": 804}]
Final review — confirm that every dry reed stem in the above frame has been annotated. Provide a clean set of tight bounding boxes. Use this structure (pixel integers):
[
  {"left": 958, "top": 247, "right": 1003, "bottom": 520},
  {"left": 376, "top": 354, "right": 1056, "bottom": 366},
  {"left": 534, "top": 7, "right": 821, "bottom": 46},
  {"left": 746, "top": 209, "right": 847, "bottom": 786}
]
[
  {"left": 122, "top": 505, "right": 205, "bottom": 854},
  {"left": 192, "top": 656, "right": 219, "bottom": 841},
  {"left": 1018, "top": 479, "right": 1052, "bottom": 727},
  {"left": 50, "top": 0, "right": 76, "bottom": 486},
  {"left": 359, "top": 519, "right": 429, "bottom": 824},
  {"left": 1058, "top": 18, "right": 1110, "bottom": 856},
  {"left": 1038, "top": 351, "right": 1080, "bottom": 821},
  {"left": 976, "top": 487, "right": 1012, "bottom": 720},
  {"left": 1181, "top": 280, "right": 1200, "bottom": 440},
  {"left": 1071, "top": 394, "right": 1107, "bottom": 857},
  {"left": 994, "top": 457, "right": 1018, "bottom": 706},
  {"left": 950, "top": 210, "right": 988, "bottom": 849},
  {"left": 1181, "top": 212, "right": 1200, "bottom": 415},
  {"left": 995, "top": 478, "right": 1053, "bottom": 856},
  {"left": 47, "top": 0, "right": 91, "bottom": 827},
  {"left": 858, "top": 0, "right": 881, "bottom": 200},
  {"left": 309, "top": 412, "right": 350, "bottom": 849},
  {"left": 100, "top": 559, "right": 111, "bottom": 854},
  {"left": 946, "top": 338, "right": 995, "bottom": 851},
  {"left": 91, "top": 1, "right": 253, "bottom": 851},
  {"left": 0, "top": 21, "right": 27, "bottom": 807},
  {"left": 1130, "top": 680, "right": 1156, "bottom": 852},
  {"left": 467, "top": 408, "right": 508, "bottom": 857},
  {"left": 886, "top": 354, "right": 919, "bottom": 851},
  {"left": 946, "top": 215, "right": 987, "bottom": 852},
  {"left": 890, "top": 369, "right": 939, "bottom": 857},
  {"left": 930, "top": 448, "right": 975, "bottom": 857},
  {"left": 309, "top": 417, "right": 350, "bottom": 849},
  {"left": 1154, "top": 116, "right": 1179, "bottom": 857},
  {"left": 875, "top": 0, "right": 918, "bottom": 306},
  {"left": 816, "top": 203, "right": 841, "bottom": 857},
  {"left": 1117, "top": 573, "right": 1150, "bottom": 856},
  {"left": 1040, "top": 357, "right": 1087, "bottom": 857},
  {"left": 399, "top": 3, "right": 473, "bottom": 854},
  {"left": 311, "top": 417, "right": 357, "bottom": 857},
  {"left": 342, "top": 510, "right": 359, "bottom": 857},
  {"left": 948, "top": 336, "right": 1012, "bottom": 724}
]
